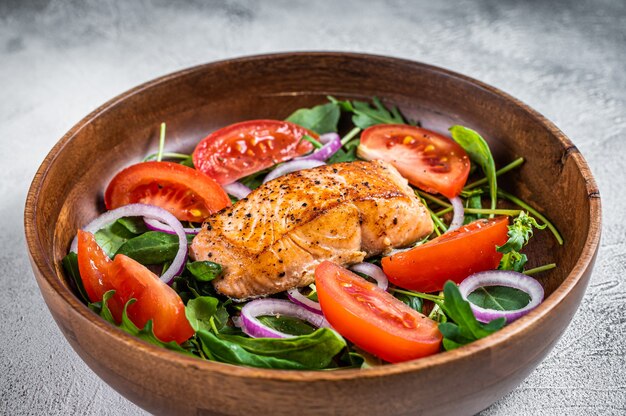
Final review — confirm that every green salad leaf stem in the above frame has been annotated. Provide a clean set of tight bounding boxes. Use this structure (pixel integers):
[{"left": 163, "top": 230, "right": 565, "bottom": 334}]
[
  {"left": 156, "top": 122, "right": 166, "bottom": 162},
  {"left": 464, "top": 157, "right": 525, "bottom": 190},
  {"left": 523, "top": 263, "right": 557, "bottom": 275}
]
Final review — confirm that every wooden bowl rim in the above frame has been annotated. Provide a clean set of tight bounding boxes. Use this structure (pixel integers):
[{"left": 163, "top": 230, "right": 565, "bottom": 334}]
[{"left": 24, "top": 51, "right": 602, "bottom": 382}]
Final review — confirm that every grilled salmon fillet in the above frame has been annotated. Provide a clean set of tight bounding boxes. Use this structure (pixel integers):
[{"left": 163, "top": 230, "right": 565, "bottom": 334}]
[{"left": 190, "top": 160, "right": 433, "bottom": 300}]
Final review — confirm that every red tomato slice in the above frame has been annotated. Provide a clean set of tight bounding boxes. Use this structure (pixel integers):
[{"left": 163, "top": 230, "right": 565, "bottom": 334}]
[
  {"left": 77, "top": 230, "right": 194, "bottom": 344},
  {"left": 192, "top": 120, "right": 315, "bottom": 184},
  {"left": 382, "top": 217, "right": 509, "bottom": 293},
  {"left": 358, "top": 124, "right": 470, "bottom": 198},
  {"left": 104, "top": 161, "right": 230, "bottom": 222},
  {"left": 315, "top": 261, "right": 442, "bottom": 363}
]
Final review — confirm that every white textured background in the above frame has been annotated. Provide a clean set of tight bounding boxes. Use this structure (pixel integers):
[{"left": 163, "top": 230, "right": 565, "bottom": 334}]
[{"left": 1, "top": 0, "right": 625, "bottom": 415}]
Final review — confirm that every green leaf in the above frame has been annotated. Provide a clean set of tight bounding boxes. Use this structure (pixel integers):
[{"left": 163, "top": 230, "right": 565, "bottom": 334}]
[
  {"left": 185, "top": 296, "right": 220, "bottom": 332},
  {"left": 328, "top": 96, "right": 407, "bottom": 129},
  {"left": 394, "top": 292, "right": 423, "bottom": 313},
  {"left": 463, "top": 193, "right": 484, "bottom": 224},
  {"left": 94, "top": 220, "right": 137, "bottom": 257},
  {"left": 186, "top": 261, "right": 222, "bottom": 282},
  {"left": 497, "top": 211, "right": 547, "bottom": 254},
  {"left": 449, "top": 126, "right": 497, "bottom": 214},
  {"left": 238, "top": 167, "right": 273, "bottom": 191},
  {"left": 179, "top": 154, "right": 195, "bottom": 168},
  {"left": 196, "top": 328, "right": 346, "bottom": 370},
  {"left": 257, "top": 315, "right": 316, "bottom": 336},
  {"left": 62, "top": 252, "right": 89, "bottom": 303},
  {"left": 499, "top": 251, "right": 528, "bottom": 273},
  {"left": 91, "top": 290, "right": 192, "bottom": 355},
  {"left": 467, "top": 286, "right": 531, "bottom": 311},
  {"left": 116, "top": 217, "right": 148, "bottom": 234},
  {"left": 286, "top": 102, "right": 340, "bottom": 134},
  {"left": 326, "top": 138, "right": 360, "bottom": 164},
  {"left": 437, "top": 281, "right": 506, "bottom": 351},
  {"left": 116, "top": 231, "right": 179, "bottom": 264}
]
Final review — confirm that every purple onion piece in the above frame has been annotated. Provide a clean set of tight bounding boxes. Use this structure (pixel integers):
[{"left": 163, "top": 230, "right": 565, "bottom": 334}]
[
  {"left": 223, "top": 181, "right": 252, "bottom": 200},
  {"left": 144, "top": 218, "right": 201, "bottom": 235},
  {"left": 69, "top": 203, "right": 187, "bottom": 285},
  {"left": 447, "top": 196, "right": 465, "bottom": 232},
  {"left": 349, "top": 262, "right": 389, "bottom": 291},
  {"left": 458, "top": 270, "right": 544, "bottom": 324},
  {"left": 262, "top": 159, "right": 326, "bottom": 184},
  {"left": 240, "top": 299, "right": 330, "bottom": 338},
  {"left": 296, "top": 132, "right": 342, "bottom": 162},
  {"left": 286, "top": 288, "right": 323, "bottom": 314}
]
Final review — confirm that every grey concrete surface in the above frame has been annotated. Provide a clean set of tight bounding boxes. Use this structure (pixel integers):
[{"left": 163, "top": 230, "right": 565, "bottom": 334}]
[{"left": 1, "top": 0, "right": 625, "bottom": 415}]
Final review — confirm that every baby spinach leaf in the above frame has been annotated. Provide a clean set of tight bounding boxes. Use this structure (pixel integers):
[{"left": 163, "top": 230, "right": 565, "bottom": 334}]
[
  {"left": 185, "top": 296, "right": 220, "bottom": 332},
  {"left": 326, "top": 139, "right": 360, "bottom": 164},
  {"left": 91, "top": 291, "right": 191, "bottom": 355},
  {"left": 286, "top": 102, "right": 340, "bottom": 133},
  {"left": 197, "top": 328, "right": 346, "bottom": 370},
  {"left": 257, "top": 315, "right": 316, "bottom": 336},
  {"left": 115, "top": 231, "right": 179, "bottom": 264},
  {"left": 94, "top": 220, "right": 137, "bottom": 258},
  {"left": 116, "top": 217, "right": 148, "bottom": 235},
  {"left": 467, "top": 286, "right": 531, "bottom": 311},
  {"left": 239, "top": 167, "right": 273, "bottom": 191},
  {"left": 328, "top": 96, "right": 407, "bottom": 129},
  {"left": 186, "top": 261, "right": 222, "bottom": 282},
  {"left": 394, "top": 292, "right": 423, "bottom": 313},
  {"left": 437, "top": 281, "right": 505, "bottom": 351},
  {"left": 62, "top": 252, "right": 89, "bottom": 303},
  {"left": 449, "top": 126, "right": 497, "bottom": 214}
]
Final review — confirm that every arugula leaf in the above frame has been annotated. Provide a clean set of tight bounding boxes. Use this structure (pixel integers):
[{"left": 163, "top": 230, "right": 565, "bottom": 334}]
[
  {"left": 394, "top": 292, "right": 423, "bottom": 313},
  {"left": 116, "top": 231, "right": 180, "bottom": 264},
  {"left": 449, "top": 126, "right": 497, "bottom": 215},
  {"left": 196, "top": 328, "right": 346, "bottom": 370},
  {"left": 61, "top": 252, "right": 89, "bottom": 303},
  {"left": 94, "top": 220, "right": 137, "bottom": 257},
  {"left": 286, "top": 102, "right": 340, "bottom": 133},
  {"left": 467, "top": 286, "right": 531, "bottom": 311},
  {"left": 497, "top": 211, "right": 547, "bottom": 253},
  {"left": 499, "top": 251, "right": 528, "bottom": 273},
  {"left": 326, "top": 138, "right": 360, "bottom": 164},
  {"left": 257, "top": 315, "right": 316, "bottom": 336},
  {"left": 463, "top": 193, "right": 484, "bottom": 224},
  {"left": 328, "top": 96, "right": 407, "bottom": 129},
  {"left": 90, "top": 291, "right": 191, "bottom": 354},
  {"left": 437, "top": 281, "right": 505, "bottom": 351},
  {"left": 186, "top": 261, "right": 222, "bottom": 282}
]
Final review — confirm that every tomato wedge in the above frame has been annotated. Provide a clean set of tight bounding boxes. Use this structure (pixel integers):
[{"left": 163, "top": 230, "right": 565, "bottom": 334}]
[
  {"left": 77, "top": 230, "right": 194, "bottom": 344},
  {"left": 315, "top": 261, "right": 442, "bottom": 363},
  {"left": 104, "top": 161, "right": 230, "bottom": 222},
  {"left": 358, "top": 124, "right": 470, "bottom": 198},
  {"left": 382, "top": 217, "right": 509, "bottom": 293},
  {"left": 192, "top": 120, "right": 315, "bottom": 184}
]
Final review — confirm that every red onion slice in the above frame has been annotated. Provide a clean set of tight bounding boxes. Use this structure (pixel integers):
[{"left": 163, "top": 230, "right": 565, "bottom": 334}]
[
  {"left": 447, "top": 196, "right": 465, "bottom": 232},
  {"left": 240, "top": 299, "right": 330, "bottom": 338},
  {"left": 350, "top": 262, "right": 389, "bottom": 291},
  {"left": 69, "top": 203, "right": 187, "bottom": 285},
  {"left": 286, "top": 288, "right": 322, "bottom": 314},
  {"left": 297, "top": 132, "right": 342, "bottom": 162},
  {"left": 458, "top": 270, "right": 544, "bottom": 324},
  {"left": 262, "top": 160, "right": 325, "bottom": 184},
  {"left": 144, "top": 218, "right": 201, "bottom": 235},
  {"left": 223, "top": 181, "right": 252, "bottom": 200}
]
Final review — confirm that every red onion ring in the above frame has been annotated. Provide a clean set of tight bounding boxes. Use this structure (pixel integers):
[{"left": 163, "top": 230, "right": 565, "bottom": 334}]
[
  {"left": 263, "top": 160, "right": 325, "bottom": 184},
  {"left": 448, "top": 196, "right": 465, "bottom": 232},
  {"left": 69, "top": 203, "right": 187, "bottom": 285},
  {"left": 458, "top": 270, "right": 544, "bottom": 323},
  {"left": 286, "top": 288, "right": 322, "bottom": 314},
  {"left": 223, "top": 182, "right": 252, "bottom": 200},
  {"left": 144, "top": 218, "right": 201, "bottom": 235},
  {"left": 350, "top": 262, "right": 388, "bottom": 291},
  {"left": 296, "top": 132, "right": 342, "bottom": 162},
  {"left": 240, "top": 299, "right": 330, "bottom": 338}
]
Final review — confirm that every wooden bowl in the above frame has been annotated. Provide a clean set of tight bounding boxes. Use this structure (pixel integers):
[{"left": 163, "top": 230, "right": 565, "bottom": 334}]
[{"left": 24, "top": 52, "right": 601, "bottom": 416}]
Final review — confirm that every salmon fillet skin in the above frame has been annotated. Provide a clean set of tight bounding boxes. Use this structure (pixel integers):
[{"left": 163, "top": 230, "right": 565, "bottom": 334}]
[{"left": 190, "top": 160, "right": 434, "bottom": 300}]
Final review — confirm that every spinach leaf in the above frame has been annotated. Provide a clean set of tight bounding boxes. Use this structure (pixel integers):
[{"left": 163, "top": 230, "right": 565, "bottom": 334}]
[
  {"left": 179, "top": 154, "right": 194, "bottom": 168},
  {"left": 326, "top": 138, "right": 360, "bottom": 164},
  {"left": 286, "top": 102, "right": 340, "bottom": 134},
  {"left": 328, "top": 96, "right": 407, "bottom": 129},
  {"left": 116, "top": 231, "right": 179, "bottom": 264},
  {"left": 186, "top": 261, "right": 222, "bottom": 282},
  {"left": 90, "top": 290, "right": 191, "bottom": 355},
  {"left": 467, "top": 286, "right": 531, "bottom": 311},
  {"left": 116, "top": 217, "right": 148, "bottom": 234},
  {"left": 61, "top": 252, "right": 89, "bottom": 303},
  {"left": 185, "top": 296, "right": 220, "bottom": 332},
  {"left": 438, "top": 281, "right": 505, "bottom": 351},
  {"left": 449, "top": 126, "right": 497, "bottom": 214},
  {"left": 197, "top": 328, "right": 346, "bottom": 370},
  {"left": 94, "top": 220, "right": 137, "bottom": 257},
  {"left": 239, "top": 167, "right": 273, "bottom": 191},
  {"left": 257, "top": 315, "right": 316, "bottom": 336},
  {"left": 394, "top": 292, "right": 423, "bottom": 313}
]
